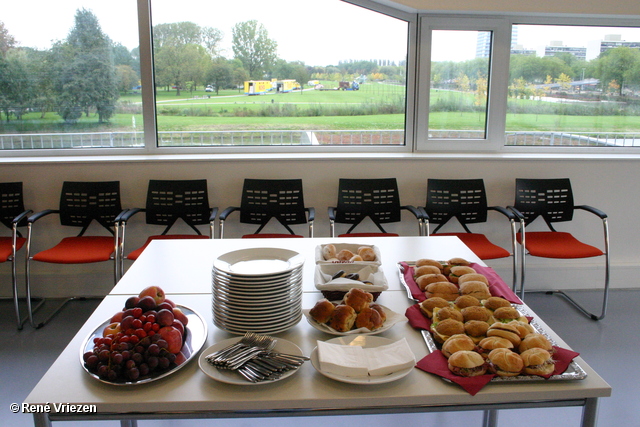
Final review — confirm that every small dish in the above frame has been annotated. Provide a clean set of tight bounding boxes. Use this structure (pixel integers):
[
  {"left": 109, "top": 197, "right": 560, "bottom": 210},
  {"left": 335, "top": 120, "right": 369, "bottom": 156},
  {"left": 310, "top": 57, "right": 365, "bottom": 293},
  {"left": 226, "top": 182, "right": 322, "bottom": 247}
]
[{"left": 303, "top": 303, "right": 406, "bottom": 336}]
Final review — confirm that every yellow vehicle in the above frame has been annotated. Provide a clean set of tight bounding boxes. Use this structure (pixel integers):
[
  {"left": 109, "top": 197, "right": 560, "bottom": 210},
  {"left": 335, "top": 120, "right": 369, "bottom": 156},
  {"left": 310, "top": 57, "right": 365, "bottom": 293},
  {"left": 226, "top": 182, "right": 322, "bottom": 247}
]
[
  {"left": 244, "top": 80, "right": 272, "bottom": 95},
  {"left": 274, "top": 79, "right": 298, "bottom": 93}
]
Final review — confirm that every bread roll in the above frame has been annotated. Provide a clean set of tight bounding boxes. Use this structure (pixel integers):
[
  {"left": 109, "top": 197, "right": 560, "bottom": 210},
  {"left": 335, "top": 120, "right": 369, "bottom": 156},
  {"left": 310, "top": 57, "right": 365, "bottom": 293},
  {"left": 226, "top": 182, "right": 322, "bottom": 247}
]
[
  {"left": 518, "top": 333, "right": 553, "bottom": 354},
  {"left": 369, "top": 303, "right": 387, "bottom": 322},
  {"left": 424, "top": 281, "right": 459, "bottom": 301},
  {"left": 448, "top": 266, "right": 476, "bottom": 283},
  {"left": 521, "top": 348, "right": 555, "bottom": 376},
  {"left": 322, "top": 244, "right": 337, "bottom": 260},
  {"left": 457, "top": 273, "right": 489, "bottom": 286},
  {"left": 355, "top": 307, "right": 383, "bottom": 331},
  {"left": 441, "top": 334, "right": 475, "bottom": 358},
  {"left": 357, "top": 246, "right": 376, "bottom": 261},
  {"left": 454, "top": 294, "right": 482, "bottom": 310},
  {"left": 447, "top": 350, "right": 487, "bottom": 377},
  {"left": 488, "top": 347, "right": 524, "bottom": 377},
  {"left": 431, "top": 318, "right": 465, "bottom": 343},
  {"left": 416, "top": 258, "right": 444, "bottom": 270},
  {"left": 459, "top": 281, "right": 491, "bottom": 300},
  {"left": 416, "top": 273, "right": 448, "bottom": 291},
  {"left": 433, "top": 306, "right": 464, "bottom": 323},
  {"left": 309, "top": 298, "right": 335, "bottom": 324},
  {"left": 419, "top": 297, "right": 450, "bottom": 318},
  {"left": 508, "top": 320, "right": 536, "bottom": 339},
  {"left": 414, "top": 265, "right": 442, "bottom": 278},
  {"left": 343, "top": 288, "right": 374, "bottom": 312},
  {"left": 336, "top": 249, "right": 355, "bottom": 261},
  {"left": 461, "top": 305, "right": 491, "bottom": 323},
  {"left": 329, "top": 305, "right": 357, "bottom": 332},
  {"left": 464, "top": 320, "right": 490, "bottom": 343},
  {"left": 477, "top": 336, "right": 514, "bottom": 358},
  {"left": 483, "top": 296, "right": 512, "bottom": 312},
  {"left": 487, "top": 322, "right": 522, "bottom": 346},
  {"left": 493, "top": 306, "right": 524, "bottom": 323}
]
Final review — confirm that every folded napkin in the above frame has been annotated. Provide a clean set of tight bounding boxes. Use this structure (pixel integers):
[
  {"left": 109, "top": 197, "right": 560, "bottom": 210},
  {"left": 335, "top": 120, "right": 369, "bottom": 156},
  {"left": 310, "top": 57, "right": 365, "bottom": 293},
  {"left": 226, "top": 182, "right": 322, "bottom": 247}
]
[
  {"left": 415, "top": 346, "right": 580, "bottom": 395},
  {"left": 317, "top": 338, "right": 416, "bottom": 378},
  {"left": 400, "top": 262, "right": 522, "bottom": 304},
  {"left": 405, "top": 303, "right": 432, "bottom": 331}
]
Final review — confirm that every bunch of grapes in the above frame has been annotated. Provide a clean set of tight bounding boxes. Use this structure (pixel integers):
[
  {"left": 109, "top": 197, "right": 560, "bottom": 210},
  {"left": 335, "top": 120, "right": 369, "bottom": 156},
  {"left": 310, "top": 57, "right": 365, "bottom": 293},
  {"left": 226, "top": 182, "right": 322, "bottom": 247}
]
[{"left": 83, "top": 291, "right": 186, "bottom": 383}]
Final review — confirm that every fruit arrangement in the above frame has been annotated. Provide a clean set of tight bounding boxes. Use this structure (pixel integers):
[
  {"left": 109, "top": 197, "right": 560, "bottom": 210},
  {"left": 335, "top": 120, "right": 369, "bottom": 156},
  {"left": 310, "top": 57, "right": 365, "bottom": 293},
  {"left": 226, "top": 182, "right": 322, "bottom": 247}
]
[{"left": 82, "top": 286, "right": 189, "bottom": 383}]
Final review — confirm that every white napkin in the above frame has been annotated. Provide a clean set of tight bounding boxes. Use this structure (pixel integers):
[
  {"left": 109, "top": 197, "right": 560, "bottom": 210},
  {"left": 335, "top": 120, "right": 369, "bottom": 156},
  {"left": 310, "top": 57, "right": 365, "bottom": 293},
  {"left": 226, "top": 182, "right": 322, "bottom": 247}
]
[{"left": 317, "top": 338, "right": 416, "bottom": 378}]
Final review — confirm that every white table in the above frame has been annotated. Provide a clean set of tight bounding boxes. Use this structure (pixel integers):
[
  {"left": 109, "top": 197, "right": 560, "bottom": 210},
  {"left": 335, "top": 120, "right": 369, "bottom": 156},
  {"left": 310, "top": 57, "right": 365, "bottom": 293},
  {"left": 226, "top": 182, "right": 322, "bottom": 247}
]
[{"left": 24, "top": 237, "right": 611, "bottom": 427}]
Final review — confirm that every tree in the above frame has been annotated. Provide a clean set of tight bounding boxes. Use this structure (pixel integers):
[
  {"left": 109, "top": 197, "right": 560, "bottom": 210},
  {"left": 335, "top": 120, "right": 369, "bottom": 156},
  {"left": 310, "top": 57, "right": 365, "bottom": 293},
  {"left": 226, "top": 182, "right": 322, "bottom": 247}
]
[
  {"left": 594, "top": 47, "right": 640, "bottom": 96},
  {"left": 232, "top": 20, "right": 277, "bottom": 79},
  {"left": 153, "top": 22, "right": 201, "bottom": 50},
  {"left": 201, "top": 26, "right": 224, "bottom": 58},
  {"left": 0, "top": 21, "right": 16, "bottom": 58},
  {"left": 206, "top": 58, "right": 233, "bottom": 95},
  {"left": 155, "top": 44, "right": 209, "bottom": 95},
  {"left": 52, "top": 9, "right": 118, "bottom": 123}
]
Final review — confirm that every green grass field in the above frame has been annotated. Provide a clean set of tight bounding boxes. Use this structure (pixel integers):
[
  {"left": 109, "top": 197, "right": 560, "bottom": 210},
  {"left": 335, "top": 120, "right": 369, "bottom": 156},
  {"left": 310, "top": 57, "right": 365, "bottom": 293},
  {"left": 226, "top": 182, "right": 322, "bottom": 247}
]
[{"left": 3, "top": 81, "right": 640, "bottom": 135}]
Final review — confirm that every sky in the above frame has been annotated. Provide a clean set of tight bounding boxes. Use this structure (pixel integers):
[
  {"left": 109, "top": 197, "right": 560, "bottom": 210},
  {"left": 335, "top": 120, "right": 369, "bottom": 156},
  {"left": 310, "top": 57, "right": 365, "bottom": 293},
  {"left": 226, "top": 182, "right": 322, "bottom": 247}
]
[{"left": 3, "top": 1, "right": 640, "bottom": 64}]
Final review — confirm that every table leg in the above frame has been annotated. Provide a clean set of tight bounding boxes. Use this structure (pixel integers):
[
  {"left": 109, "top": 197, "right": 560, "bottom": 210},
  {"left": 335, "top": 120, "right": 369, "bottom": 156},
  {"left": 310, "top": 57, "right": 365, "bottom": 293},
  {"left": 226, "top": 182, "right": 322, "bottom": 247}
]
[
  {"left": 33, "top": 413, "right": 52, "bottom": 427},
  {"left": 482, "top": 409, "right": 498, "bottom": 427},
  {"left": 581, "top": 398, "right": 599, "bottom": 427}
]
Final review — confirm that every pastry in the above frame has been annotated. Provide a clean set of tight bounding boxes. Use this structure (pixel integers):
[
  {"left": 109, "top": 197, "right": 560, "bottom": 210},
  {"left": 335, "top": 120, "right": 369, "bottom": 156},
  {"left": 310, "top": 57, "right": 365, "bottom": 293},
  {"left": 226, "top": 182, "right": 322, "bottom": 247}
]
[
  {"left": 322, "top": 244, "right": 337, "bottom": 260},
  {"left": 370, "top": 303, "right": 387, "bottom": 322},
  {"left": 343, "top": 288, "right": 374, "bottom": 312},
  {"left": 357, "top": 246, "right": 376, "bottom": 261},
  {"left": 329, "top": 305, "right": 357, "bottom": 332},
  {"left": 309, "top": 299, "right": 336, "bottom": 324},
  {"left": 337, "top": 249, "right": 355, "bottom": 261},
  {"left": 355, "top": 307, "right": 383, "bottom": 330}
]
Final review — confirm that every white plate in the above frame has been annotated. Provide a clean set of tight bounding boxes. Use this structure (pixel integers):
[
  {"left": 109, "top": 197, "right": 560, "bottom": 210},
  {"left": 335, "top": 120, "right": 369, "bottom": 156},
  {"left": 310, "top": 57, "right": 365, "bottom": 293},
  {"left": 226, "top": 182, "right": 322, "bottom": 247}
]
[
  {"left": 310, "top": 336, "right": 414, "bottom": 384},
  {"left": 213, "top": 265, "right": 303, "bottom": 282},
  {"left": 80, "top": 305, "right": 207, "bottom": 386},
  {"left": 214, "top": 248, "right": 304, "bottom": 277},
  {"left": 303, "top": 303, "right": 406, "bottom": 336},
  {"left": 199, "top": 336, "right": 305, "bottom": 385},
  {"left": 213, "top": 314, "right": 302, "bottom": 335}
]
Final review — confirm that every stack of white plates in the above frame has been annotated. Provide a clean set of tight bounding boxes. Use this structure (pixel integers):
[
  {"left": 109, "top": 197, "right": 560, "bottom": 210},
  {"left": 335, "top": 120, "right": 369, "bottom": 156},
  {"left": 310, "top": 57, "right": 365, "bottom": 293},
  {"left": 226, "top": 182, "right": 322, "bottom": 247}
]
[{"left": 212, "top": 248, "right": 304, "bottom": 335}]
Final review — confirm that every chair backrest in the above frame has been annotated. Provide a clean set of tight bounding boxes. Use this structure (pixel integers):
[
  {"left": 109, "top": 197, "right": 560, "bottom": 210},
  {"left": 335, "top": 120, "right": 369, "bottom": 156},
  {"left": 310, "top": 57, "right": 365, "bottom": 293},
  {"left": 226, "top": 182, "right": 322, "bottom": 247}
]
[
  {"left": 145, "top": 179, "right": 211, "bottom": 234},
  {"left": 335, "top": 178, "right": 402, "bottom": 234},
  {"left": 239, "top": 179, "right": 308, "bottom": 234},
  {"left": 0, "top": 182, "right": 25, "bottom": 231},
  {"left": 59, "top": 181, "right": 122, "bottom": 234},
  {"left": 425, "top": 179, "right": 488, "bottom": 233},
  {"left": 514, "top": 178, "right": 575, "bottom": 227}
]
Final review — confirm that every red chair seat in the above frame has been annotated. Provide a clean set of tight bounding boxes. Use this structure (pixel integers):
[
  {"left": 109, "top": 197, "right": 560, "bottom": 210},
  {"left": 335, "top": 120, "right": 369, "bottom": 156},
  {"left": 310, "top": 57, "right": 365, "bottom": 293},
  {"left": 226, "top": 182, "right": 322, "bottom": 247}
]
[
  {"left": 127, "top": 234, "right": 210, "bottom": 261},
  {"left": 0, "top": 236, "right": 25, "bottom": 262},
  {"left": 517, "top": 231, "right": 603, "bottom": 259},
  {"left": 338, "top": 232, "right": 399, "bottom": 237},
  {"left": 435, "top": 232, "right": 510, "bottom": 260},
  {"left": 242, "top": 233, "right": 303, "bottom": 239},
  {"left": 32, "top": 236, "right": 115, "bottom": 264}
]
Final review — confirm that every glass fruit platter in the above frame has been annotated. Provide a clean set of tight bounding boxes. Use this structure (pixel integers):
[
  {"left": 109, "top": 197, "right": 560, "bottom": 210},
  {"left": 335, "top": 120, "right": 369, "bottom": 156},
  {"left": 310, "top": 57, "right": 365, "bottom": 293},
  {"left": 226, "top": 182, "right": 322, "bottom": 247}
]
[{"left": 79, "top": 305, "right": 207, "bottom": 386}]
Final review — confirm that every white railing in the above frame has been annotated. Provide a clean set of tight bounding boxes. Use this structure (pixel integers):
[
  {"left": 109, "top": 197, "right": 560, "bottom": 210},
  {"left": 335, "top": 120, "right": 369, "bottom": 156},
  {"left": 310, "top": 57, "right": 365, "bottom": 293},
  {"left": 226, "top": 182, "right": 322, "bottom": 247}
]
[{"left": 1, "top": 129, "right": 639, "bottom": 149}]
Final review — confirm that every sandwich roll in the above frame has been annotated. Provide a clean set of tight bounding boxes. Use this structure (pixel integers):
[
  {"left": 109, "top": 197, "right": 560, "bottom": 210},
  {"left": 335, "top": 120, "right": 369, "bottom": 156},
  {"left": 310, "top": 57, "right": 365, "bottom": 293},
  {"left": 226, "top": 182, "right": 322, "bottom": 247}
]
[
  {"left": 518, "top": 333, "right": 554, "bottom": 354},
  {"left": 521, "top": 348, "right": 555, "bottom": 376},
  {"left": 433, "top": 306, "right": 464, "bottom": 323},
  {"left": 441, "top": 334, "right": 476, "bottom": 358},
  {"left": 487, "top": 322, "right": 522, "bottom": 346},
  {"left": 424, "top": 281, "right": 459, "bottom": 301},
  {"left": 419, "top": 297, "right": 450, "bottom": 318},
  {"left": 448, "top": 266, "right": 476, "bottom": 283},
  {"left": 477, "top": 336, "right": 514, "bottom": 358},
  {"left": 447, "top": 350, "right": 487, "bottom": 377},
  {"left": 459, "top": 281, "right": 491, "bottom": 300},
  {"left": 431, "top": 318, "right": 465, "bottom": 344},
  {"left": 482, "top": 296, "right": 512, "bottom": 312},
  {"left": 488, "top": 347, "right": 524, "bottom": 377},
  {"left": 464, "top": 320, "right": 490, "bottom": 343},
  {"left": 454, "top": 294, "right": 482, "bottom": 310},
  {"left": 457, "top": 273, "right": 489, "bottom": 286},
  {"left": 415, "top": 258, "right": 444, "bottom": 271},
  {"left": 415, "top": 273, "right": 449, "bottom": 291}
]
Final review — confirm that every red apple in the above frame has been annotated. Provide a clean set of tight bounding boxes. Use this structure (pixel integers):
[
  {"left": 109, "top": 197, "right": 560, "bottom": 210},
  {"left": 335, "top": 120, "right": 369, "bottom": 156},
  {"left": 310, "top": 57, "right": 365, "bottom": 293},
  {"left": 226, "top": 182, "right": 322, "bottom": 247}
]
[
  {"left": 110, "top": 311, "right": 124, "bottom": 323},
  {"left": 124, "top": 296, "right": 140, "bottom": 309},
  {"left": 156, "top": 302, "right": 174, "bottom": 312},
  {"left": 156, "top": 309, "right": 175, "bottom": 327},
  {"left": 138, "top": 286, "right": 166, "bottom": 305},
  {"left": 158, "top": 326, "right": 183, "bottom": 354},
  {"left": 172, "top": 307, "right": 189, "bottom": 326},
  {"left": 171, "top": 319, "right": 184, "bottom": 335},
  {"left": 163, "top": 298, "right": 176, "bottom": 308},
  {"left": 137, "top": 296, "right": 157, "bottom": 312},
  {"left": 103, "top": 322, "right": 121, "bottom": 337}
]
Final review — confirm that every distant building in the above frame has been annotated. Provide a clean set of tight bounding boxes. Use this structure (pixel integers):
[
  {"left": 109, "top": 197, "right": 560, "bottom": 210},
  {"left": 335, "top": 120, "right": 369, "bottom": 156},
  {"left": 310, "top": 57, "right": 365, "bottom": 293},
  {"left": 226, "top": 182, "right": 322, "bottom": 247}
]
[
  {"left": 476, "top": 26, "right": 519, "bottom": 58},
  {"left": 544, "top": 41, "right": 587, "bottom": 61},
  {"left": 511, "top": 44, "right": 536, "bottom": 56},
  {"left": 598, "top": 34, "right": 640, "bottom": 55}
]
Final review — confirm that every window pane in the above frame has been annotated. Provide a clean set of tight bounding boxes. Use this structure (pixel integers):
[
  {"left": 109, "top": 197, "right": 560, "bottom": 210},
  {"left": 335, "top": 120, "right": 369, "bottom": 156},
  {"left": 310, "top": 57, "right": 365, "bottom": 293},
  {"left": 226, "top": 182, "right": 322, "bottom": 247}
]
[
  {"left": 506, "top": 24, "right": 640, "bottom": 147},
  {"left": 0, "top": 3, "right": 142, "bottom": 150},
  {"left": 150, "top": 0, "right": 408, "bottom": 147},
  {"left": 428, "top": 30, "right": 490, "bottom": 139}
]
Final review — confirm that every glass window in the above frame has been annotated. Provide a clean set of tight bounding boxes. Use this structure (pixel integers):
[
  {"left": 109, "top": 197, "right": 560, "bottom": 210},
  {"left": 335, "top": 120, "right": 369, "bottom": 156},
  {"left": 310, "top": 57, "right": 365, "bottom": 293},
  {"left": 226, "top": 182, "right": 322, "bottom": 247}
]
[
  {"left": 429, "top": 30, "right": 491, "bottom": 139},
  {"left": 0, "top": 2, "right": 142, "bottom": 150},
  {"left": 150, "top": 0, "right": 410, "bottom": 148},
  {"left": 506, "top": 24, "right": 640, "bottom": 147}
]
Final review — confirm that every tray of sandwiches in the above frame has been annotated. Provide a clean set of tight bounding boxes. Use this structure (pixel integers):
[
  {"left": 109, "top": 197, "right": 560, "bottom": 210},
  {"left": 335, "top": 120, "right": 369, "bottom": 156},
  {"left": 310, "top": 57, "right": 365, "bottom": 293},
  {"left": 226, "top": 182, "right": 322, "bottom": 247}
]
[{"left": 399, "top": 258, "right": 587, "bottom": 383}]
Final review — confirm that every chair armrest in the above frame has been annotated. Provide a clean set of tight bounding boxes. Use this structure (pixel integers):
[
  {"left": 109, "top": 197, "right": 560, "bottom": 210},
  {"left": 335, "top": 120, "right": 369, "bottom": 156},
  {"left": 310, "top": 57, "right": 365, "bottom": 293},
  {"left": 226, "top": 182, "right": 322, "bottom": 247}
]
[
  {"left": 209, "top": 207, "right": 219, "bottom": 222},
  {"left": 12, "top": 209, "right": 33, "bottom": 226},
  {"left": 27, "top": 209, "right": 59, "bottom": 224},
  {"left": 488, "top": 205, "right": 516, "bottom": 220},
  {"left": 306, "top": 207, "right": 315, "bottom": 222},
  {"left": 506, "top": 206, "right": 525, "bottom": 221},
  {"left": 219, "top": 206, "right": 240, "bottom": 221},
  {"left": 575, "top": 205, "right": 607, "bottom": 219},
  {"left": 401, "top": 205, "right": 423, "bottom": 220},
  {"left": 327, "top": 206, "right": 337, "bottom": 221},
  {"left": 118, "top": 207, "right": 144, "bottom": 223}
]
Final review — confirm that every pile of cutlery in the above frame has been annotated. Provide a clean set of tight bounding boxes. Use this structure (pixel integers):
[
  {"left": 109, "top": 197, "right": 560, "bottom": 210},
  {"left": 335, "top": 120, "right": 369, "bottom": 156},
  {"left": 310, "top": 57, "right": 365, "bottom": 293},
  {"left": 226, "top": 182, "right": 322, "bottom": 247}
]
[{"left": 205, "top": 332, "right": 309, "bottom": 383}]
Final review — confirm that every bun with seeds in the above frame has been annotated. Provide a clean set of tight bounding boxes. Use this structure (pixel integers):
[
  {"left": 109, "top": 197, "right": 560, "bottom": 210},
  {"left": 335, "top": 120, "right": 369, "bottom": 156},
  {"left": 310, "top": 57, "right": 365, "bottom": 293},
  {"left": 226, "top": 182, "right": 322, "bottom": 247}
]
[
  {"left": 454, "top": 294, "right": 482, "bottom": 310},
  {"left": 493, "top": 306, "right": 527, "bottom": 323},
  {"left": 441, "top": 334, "right": 476, "bottom": 358},
  {"left": 431, "top": 318, "right": 465, "bottom": 344},
  {"left": 464, "top": 320, "right": 490, "bottom": 343},
  {"left": 482, "top": 296, "right": 512, "bottom": 312},
  {"left": 448, "top": 266, "right": 476, "bottom": 283},
  {"left": 424, "top": 281, "right": 459, "bottom": 301},
  {"left": 433, "top": 306, "right": 464, "bottom": 323},
  {"left": 461, "top": 305, "right": 491, "bottom": 323},
  {"left": 415, "top": 273, "right": 449, "bottom": 291},
  {"left": 459, "top": 281, "right": 491, "bottom": 300}
]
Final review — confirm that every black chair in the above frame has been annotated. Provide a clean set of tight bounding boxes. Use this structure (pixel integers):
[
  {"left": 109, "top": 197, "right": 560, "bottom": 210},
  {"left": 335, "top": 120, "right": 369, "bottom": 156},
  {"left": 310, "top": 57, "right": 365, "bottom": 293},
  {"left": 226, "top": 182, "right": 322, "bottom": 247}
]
[
  {"left": 219, "top": 179, "right": 314, "bottom": 239},
  {"left": 117, "top": 179, "right": 217, "bottom": 277},
  {"left": 0, "top": 182, "right": 34, "bottom": 329},
  {"left": 328, "top": 178, "right": 422, "bottom": 237},
  {"left": 24, "top": 181, "right": 122, "bottom": 328},
  {"left": 510, "top": 178, "right": 610, "bottom": 320},
  {"left": 422, "top": 179, "right": 518, "bottom": 291}
]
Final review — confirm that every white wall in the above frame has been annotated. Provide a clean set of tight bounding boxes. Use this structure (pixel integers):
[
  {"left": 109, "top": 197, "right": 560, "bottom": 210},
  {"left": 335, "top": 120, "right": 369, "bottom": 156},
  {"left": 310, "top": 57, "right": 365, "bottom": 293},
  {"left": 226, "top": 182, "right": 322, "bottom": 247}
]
[{"left": 1, "top": 155, "right": 636, "bottom": 299}]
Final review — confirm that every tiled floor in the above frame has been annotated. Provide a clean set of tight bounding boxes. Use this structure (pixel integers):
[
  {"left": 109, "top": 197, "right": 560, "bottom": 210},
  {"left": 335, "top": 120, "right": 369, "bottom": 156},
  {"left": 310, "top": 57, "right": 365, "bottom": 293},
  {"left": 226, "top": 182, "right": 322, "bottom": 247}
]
[{"left": 1, "top": 290, "right": 634, "bottom": 427}]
